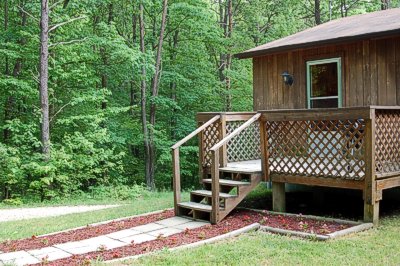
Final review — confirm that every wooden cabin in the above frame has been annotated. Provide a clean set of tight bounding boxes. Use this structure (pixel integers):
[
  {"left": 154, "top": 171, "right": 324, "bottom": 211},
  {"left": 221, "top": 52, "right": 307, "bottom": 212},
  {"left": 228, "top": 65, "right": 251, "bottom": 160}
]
[{"left": 172, "top": 8, "right": 400, "bottom": 225}]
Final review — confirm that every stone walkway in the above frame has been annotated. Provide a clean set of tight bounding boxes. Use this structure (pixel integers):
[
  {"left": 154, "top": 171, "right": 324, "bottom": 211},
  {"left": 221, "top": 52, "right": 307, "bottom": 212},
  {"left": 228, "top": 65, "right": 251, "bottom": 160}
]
[{"left": 0, "top": 216, "right": 209, "bottom": 265}]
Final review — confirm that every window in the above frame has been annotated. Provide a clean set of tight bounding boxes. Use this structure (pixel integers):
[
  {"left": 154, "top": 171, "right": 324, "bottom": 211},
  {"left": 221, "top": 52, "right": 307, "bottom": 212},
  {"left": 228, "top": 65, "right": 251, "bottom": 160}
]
[{"left": 306, "top": 58, "right": 342, "bottom": 109}]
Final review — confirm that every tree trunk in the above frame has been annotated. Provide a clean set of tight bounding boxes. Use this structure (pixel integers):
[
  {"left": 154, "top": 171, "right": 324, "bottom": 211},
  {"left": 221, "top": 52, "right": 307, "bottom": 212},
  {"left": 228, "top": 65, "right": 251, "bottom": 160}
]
[
  {"left": 150, "top": 0, "right": 168, "bottom": 127},
  {"left": 314, "top": 0, "right": 321, "bottom": 25},
  {"left": 4, "top": 0, "right": 9, "bottom": 76},
  {"left": 40, "top": 0, "right": 50, "bottom": 160},
  {"left": 170, "top": 30, "right": 179, "bottom": 140},
  {"left": 100, "top": 3, "right": 113, "bottom": 111},
  {"left": 225, "top": 0, "right": 233, "bottom": 111},
  {"left": 381, "top": 0, "right": 390, "bottom": 9},
  {"left": 147, "top": 0, "right": 168, "bottom": 190},
  {"left": 139, "top": 2, "right": 154, "bottom": 190}
]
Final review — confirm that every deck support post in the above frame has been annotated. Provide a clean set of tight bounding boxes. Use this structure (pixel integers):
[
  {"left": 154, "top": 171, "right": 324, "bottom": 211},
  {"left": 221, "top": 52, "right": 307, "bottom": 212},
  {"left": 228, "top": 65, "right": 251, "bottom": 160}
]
[
  {"left": 211, "top": 150, "right": 220, "bottom": 224},
  {"left": 172, "top": 148, "right": 181, "bottom": 215},
  {"left": 272, "top": 181, "right": 286, "bottom": 212},
  {"left": 363, "top": 110, "right": 379, "bottom": 226},
  {"left": 364, "top": 200, "right": 379, "bottom": 225}
]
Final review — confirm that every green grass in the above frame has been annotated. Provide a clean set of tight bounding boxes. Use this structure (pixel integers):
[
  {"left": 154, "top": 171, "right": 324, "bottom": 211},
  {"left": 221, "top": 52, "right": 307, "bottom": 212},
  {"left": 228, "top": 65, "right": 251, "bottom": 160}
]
[
  {"left": 128, "top": 214, "right": 400, "bottom": 266},
  {"left": 0, "top": 191, "right": 188, "bottom": 242},
  {"left": 2, "top": 185, "right": 400, "bottom": 265}
]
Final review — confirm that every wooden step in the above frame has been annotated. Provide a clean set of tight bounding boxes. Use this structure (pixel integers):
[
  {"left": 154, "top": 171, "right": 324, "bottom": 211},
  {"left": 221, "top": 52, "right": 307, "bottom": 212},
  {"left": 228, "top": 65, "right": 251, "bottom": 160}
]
[
  {"left": 219, "top": 167, "right": 262, "bottom": 174},
  {"left": 202, "top": 178, "right": 251, "bottom": 186},
  {"left": 191, "top": 190, "right": 237, "bottom": 198},
  {"left": 178, "top": 202, "right": 221, "bottom": 212}
]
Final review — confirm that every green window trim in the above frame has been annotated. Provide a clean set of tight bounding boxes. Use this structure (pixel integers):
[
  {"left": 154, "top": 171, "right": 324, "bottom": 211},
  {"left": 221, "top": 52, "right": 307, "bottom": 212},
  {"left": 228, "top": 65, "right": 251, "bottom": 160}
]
[{"left": 306, "top": 57, "right": 342, "bottom": 109}]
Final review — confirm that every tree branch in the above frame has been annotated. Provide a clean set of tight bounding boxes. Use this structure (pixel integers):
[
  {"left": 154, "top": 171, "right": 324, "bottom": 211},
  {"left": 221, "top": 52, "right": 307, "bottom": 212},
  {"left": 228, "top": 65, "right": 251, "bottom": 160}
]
[
  {"left": 49, "top": 16, "right": 86, "bottom": 32},
  {"left": 49, "top": 37, "right": 88, "bottom": 47},
  {"left": 17, "top": 6, "right": 39, "bottom": 22},
  {"left": 50, "top": 102, "right": 72, "bottom": 123},
  {"left": 49, "top": 0, "right": 64, "bottom": 10}
]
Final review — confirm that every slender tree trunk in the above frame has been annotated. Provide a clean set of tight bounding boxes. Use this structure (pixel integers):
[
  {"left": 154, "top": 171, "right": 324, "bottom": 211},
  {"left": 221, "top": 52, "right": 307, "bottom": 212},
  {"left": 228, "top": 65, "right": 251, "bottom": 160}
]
[
  {"left": 100, "top": 3, "right": 113, "bottom": 111},
  {"left": 150, "top": 0, "right": 168, "bottom": 127},
  {"left": 40, "top": 0, "right": 50, "bottom": 160},
  {"left": 146, "top": 0, "right": 168, "bottom": 190},
  {"left": 170, "top": 30, "right": 179, "bottom": 140},
  {"left": 225, "top": 0, "right": 233, "bottom": 111},
  {"left": 381, "top": 0, "right": 390, "bottom": 9},
  {"left": 4, "top": 0, "right": 9, "bottom": 76},
  {"left": 314, "top": 0, "right": 321, "bottom": 25},
  {"left": 139, "top": 2, "right": 154, "bottom": 190}
]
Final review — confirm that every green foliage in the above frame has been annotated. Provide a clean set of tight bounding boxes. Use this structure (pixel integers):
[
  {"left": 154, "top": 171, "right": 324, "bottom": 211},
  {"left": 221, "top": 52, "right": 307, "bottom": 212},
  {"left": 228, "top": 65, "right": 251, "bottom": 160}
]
[{"left": 0, "top": 0, "right": 393, "bottom": 201}]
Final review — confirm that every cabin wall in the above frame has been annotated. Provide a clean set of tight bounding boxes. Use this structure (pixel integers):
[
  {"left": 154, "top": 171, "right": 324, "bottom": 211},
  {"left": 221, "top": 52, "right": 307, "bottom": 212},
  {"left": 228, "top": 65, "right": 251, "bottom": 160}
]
[{"left": 253, "top": 36, "right": 400, "bottom": 110}]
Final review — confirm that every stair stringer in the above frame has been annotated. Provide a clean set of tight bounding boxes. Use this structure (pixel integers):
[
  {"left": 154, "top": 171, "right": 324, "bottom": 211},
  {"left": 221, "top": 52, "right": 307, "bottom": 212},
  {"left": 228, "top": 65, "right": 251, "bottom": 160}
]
[{"left": 216, "top": 173, "right": 262, "bottom": 222}]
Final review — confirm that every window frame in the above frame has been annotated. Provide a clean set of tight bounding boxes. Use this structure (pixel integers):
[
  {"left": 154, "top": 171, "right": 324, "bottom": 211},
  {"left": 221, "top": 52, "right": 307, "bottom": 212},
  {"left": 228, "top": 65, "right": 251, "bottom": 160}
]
[{"left": 306, "top": 57, "right": 342, "bottom": 109}]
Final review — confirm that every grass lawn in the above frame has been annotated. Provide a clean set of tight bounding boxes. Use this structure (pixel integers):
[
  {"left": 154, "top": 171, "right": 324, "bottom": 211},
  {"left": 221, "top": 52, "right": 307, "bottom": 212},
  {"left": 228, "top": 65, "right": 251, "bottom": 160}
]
[
  {"left": 0, "top": 191, "right": 187, "bottom": 242},
  {"left": 1, "top": 185, "right": 400, "bottom": 265},
  {"left": 132, "top": 213, "right": 400, "bottom": 265}
]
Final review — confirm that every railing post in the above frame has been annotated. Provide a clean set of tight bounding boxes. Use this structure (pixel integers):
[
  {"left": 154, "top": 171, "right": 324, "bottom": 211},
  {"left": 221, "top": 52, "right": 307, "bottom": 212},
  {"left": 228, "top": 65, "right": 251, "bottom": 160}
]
[
  {"left": 211, "top": 150, "right": 220, "bottom": 224},
  {"left": 364, "top": 108, "right": 378, "bottom": 225},
  {"left": 259, "top": 115, "right": 269, "bottom": 181},
  {"left": 198, "top": 120, "right": 204, "bottom": 184},
  {"left": 219, "top": 114, "right": 228, "bottom": 167},
  {"left": 172, "top": 148, "right": 181, "bottom": 215}
]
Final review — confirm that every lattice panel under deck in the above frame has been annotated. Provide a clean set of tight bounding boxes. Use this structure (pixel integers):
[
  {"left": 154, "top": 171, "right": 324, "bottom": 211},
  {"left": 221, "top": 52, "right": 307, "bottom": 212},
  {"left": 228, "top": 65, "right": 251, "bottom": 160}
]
[
  {"left": 201, "top": 121, "right": 220, "bottom": 167},
  {"left": 266, "top": 120, "right": 366, "bottom": 180},
  {"left": 375, "top": 110, "right": 400, "bottom": 174},
  {"left": 226, "top": 121, "right": 261, "bottom": 162}
]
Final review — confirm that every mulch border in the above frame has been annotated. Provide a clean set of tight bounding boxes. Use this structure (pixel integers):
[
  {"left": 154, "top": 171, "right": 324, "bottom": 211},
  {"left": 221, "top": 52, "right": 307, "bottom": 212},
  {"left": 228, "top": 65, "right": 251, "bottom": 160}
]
[
  {"left": 103, "top": 223, "right": 261, "bottom": 264},
  {"left": 242, "top": 208, "right": 374, "bottom": 240}
]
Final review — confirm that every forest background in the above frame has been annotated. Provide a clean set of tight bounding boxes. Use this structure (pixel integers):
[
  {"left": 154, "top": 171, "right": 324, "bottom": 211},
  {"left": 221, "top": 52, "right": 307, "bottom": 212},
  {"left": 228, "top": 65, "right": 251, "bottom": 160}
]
[{"left": 0, "top": 0, "right": 398, "bottom": 203}]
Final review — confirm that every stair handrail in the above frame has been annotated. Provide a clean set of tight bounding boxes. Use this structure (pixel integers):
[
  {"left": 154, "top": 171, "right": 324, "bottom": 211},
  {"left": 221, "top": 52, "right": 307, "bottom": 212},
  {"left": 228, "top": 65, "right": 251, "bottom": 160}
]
[
  {"left": 209, "top": 112, "right": 262, "bottom": 223},
  {"left": 171, "top": 115, "right": 220, "bottom": 214}
]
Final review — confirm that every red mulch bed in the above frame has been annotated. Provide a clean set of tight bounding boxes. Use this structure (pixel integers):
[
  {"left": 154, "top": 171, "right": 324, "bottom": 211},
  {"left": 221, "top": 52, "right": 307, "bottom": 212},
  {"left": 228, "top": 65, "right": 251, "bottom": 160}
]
[
  {"left": 0, "top": 210, "right": 174, "bottom": 253},
  {"left": 25, "top": 209, "right": 352, "bottom": 266}
]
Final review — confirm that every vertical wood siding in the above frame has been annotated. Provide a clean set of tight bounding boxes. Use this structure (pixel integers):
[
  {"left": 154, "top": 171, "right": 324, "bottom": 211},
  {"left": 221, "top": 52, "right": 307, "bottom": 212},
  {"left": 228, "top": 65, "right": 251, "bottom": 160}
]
[{"left": 252, "top": 36, "right": 400, "bottom": 110}]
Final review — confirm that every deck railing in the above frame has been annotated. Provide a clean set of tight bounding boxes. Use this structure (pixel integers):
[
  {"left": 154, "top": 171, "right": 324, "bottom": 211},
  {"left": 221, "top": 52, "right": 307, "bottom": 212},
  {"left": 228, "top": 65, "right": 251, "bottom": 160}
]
[
  {"left": 375, "top": 108, "right": 400, "bottom": 177},
  {"left": 171, "top": 115, "right": 220, "bottom": 214},
  {"left": 197, "top": 112, "right": 261, "bottom": 174},
  {"left": 208, "top": 113, "right": 262, "bottom": 223},
  {"left": 260, "top": 107, "right": 373, "bottom": 186}
]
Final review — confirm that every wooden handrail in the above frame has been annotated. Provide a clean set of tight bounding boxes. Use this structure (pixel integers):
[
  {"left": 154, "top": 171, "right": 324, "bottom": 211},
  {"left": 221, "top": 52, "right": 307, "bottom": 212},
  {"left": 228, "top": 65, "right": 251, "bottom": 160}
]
[
  {"left": 171, "top": 115, "right": 220, "bottom": 150},
  {"left": 171, "top": 114, "right": 220, "bottom": 215},
  {"left": 211, "top": 113, "right": 261, "bottom": 152},
  {"left": 209, "top": 112, "right": 261, "bottom": 224}
]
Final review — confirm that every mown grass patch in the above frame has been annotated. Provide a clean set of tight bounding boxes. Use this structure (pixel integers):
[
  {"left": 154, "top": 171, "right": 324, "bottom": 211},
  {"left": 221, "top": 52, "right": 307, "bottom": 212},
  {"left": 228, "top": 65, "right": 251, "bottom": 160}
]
[{"left": 0, "top": 191, "right": 188, "bottom": 242}]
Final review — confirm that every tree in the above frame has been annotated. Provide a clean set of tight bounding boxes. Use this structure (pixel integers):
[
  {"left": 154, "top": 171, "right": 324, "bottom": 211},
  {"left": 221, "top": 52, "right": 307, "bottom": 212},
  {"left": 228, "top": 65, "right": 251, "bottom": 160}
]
[{"left": 39, "top": 0, "right": 50, "bottom": 160}]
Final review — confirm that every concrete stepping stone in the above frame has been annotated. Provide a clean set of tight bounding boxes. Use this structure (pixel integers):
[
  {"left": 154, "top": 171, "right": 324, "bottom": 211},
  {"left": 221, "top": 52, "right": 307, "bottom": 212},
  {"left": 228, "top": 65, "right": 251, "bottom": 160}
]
[
  {"left": 28, "top": 246, "right": 71, "bottom": 262},
  {"left": 132, "top": 222, "right": 165, "bottom": 233},
  {"left": 119, "top": 233, "right": 156, "bottom": 244},
  {"left": 106, "top": 229, "right": 141, "bottom": 240},
  {"left": 155, "top": 216, "right": 193, "bottom": 227},
  {"left": 80, "top": 236, "right": 126, "bottom": 250},
  {"left": 148, "top": 227, "right": 183, "bottom": 237},
  {"left": 173, "top": 220, "right": 209, "bottom": 230},
  {"left": 0, "top": 250, "right": 40, "bottom": 265}
]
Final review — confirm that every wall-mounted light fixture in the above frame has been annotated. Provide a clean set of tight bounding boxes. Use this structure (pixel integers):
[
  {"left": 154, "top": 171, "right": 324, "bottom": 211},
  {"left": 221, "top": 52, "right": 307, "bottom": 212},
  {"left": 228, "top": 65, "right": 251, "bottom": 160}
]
[{"left": 281, "top": 71, "right": 294, "bottom": 86}]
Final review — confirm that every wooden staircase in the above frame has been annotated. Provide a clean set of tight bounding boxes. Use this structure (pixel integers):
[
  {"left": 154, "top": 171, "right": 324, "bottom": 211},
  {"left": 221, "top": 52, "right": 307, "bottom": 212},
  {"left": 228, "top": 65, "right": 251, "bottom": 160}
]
[
  {"left": 171, "top": 113, "right": 263, "bottom": 224},
  {"left": 177, "top": 169, "right": 262, "bottom": 223}
]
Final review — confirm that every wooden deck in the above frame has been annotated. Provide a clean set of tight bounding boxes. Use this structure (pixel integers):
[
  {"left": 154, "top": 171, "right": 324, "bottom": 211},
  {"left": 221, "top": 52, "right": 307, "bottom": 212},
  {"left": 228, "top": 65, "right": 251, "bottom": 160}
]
[
  {"left": 172, "top": 108, "right": 400, "bottom": 225},
  {"left": 220, "top": 160, "right": 262, "bottom": 174}
]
